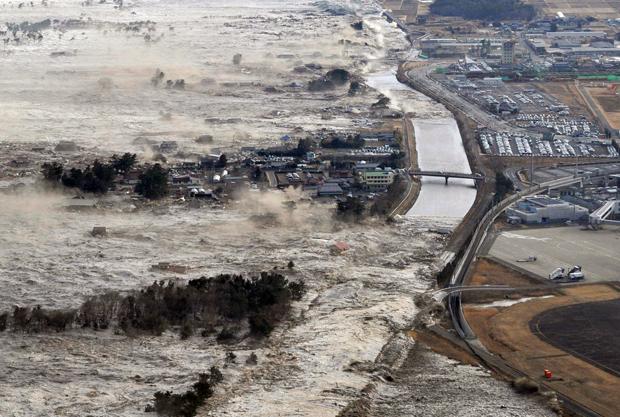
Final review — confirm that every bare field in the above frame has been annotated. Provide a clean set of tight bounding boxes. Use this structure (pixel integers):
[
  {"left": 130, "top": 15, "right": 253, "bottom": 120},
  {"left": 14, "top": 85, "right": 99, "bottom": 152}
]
[
  {"left": 534, "top": 82, "right": 594, "bottom": 121},
  {"left": 465, "top": 283, "right": 620, "bottom": 417},
  {"left": 525, "top": 0, "right": 620, "bottom": 17},
  {"left": 585, "top": 87, "right": 620, "bottom": 130}
]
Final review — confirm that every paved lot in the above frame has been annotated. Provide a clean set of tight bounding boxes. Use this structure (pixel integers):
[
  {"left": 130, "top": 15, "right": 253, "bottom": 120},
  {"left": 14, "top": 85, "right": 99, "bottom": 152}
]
[{"left": 487, "top": 226, "right": 620, "bottom": 282}]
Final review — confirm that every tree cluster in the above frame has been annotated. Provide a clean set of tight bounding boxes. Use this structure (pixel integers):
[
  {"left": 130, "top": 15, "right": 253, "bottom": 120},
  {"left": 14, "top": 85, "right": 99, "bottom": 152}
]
[
  {"left": 41, "top": 153, "right": 137, "bottom": 194},
  {"left": 430, "top": 0, "right": 536, "bottom": 21},
  {"left": 1, "top": 272, "right": 306, "bottom": 338},
  {"left": 370, "top": 175, "right": 407, "bottom": 216},
  {"left": 336, "top": 196, "right": 366, "bottom": 221},
  {"left": 320, "top": 134, "right": 364, "bottom": 149},
  {"left": 145, "top": 366, "right": 223, "bottom": 416},
  {"left": 60, "top": 160, "right": 116, "bottom": 193},
  {"left": 256, "top": 139, "right": 315, "bottom": 158},
  {"left": 494, "top": 171, "right": 515, "bottom": 202},
  {"left": 135, "top": 163, "right": 169, "bottom": 200}
]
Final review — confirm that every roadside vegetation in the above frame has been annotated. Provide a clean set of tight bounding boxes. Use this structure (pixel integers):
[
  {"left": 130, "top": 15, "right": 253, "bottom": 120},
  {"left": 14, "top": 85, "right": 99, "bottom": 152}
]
[
  {"left": 494, "top": 171, "right": 515, "bottom": 202},
  {"left": 370, "top": 175, "right": 408, "bottom": 216},
  {"left": 430, "top": 0, "right": 536, "bottom": 21},
  {"left": 1, "top": 272, "right": 306, "bottom": 338}
]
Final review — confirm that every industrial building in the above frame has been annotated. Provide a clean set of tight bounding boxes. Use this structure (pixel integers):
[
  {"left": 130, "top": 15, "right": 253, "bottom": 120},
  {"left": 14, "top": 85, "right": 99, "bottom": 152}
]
[
  {"left": 420, "top": 38, "right": 505, "bottom": 58},
  {"left": 506, "top": 196, "right": 589, "bottom": 224}
]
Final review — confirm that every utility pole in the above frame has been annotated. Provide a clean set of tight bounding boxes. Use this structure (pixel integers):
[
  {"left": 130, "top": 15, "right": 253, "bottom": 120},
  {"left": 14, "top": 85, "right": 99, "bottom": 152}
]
[
  {"left": 529, "top": 153, "right": 533, "bottom": 184},
  {"left": 574, "top": 154, "right": 579, "bottom": 177}
]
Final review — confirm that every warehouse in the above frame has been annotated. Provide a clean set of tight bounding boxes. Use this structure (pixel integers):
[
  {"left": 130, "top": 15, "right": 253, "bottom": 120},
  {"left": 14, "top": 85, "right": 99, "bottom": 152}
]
[{"left": 506, "top": 196, "right": 589, "bottom": 224}]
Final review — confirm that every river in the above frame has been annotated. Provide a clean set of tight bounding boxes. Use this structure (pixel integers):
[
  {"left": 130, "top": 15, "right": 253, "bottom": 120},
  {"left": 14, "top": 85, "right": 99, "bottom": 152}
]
[
  {"left": 365, "top": 69, "right": 476, "bottom": 223},
  {"left": 406, "top": 117, "right": 476, "bottom": 219}
]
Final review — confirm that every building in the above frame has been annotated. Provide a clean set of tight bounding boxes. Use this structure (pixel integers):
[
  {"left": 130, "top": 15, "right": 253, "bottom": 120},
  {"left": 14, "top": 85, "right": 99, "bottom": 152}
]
[
  {"left": 544, "top": 31, "right": 606, "bottom": 42},
  {"left": 501, "top": 40, "right": 516, "bottom": 65},
  {"left": 317, "top": 182, "right": 344, "bottom": 197},
  {"left": 420, "top": 38, "right": 504, "bottom": 58},
  {"left": 358, "top": 169, "right": 395, "bottom": 191},
  {"left": 506, "top": 196, "right": 589, "bottom": 224}
]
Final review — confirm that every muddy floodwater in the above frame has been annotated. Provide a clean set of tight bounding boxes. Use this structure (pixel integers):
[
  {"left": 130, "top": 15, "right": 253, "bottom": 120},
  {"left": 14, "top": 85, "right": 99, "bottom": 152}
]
[{"left": 0, "top": 1, "right": 554, "bottom": 416}]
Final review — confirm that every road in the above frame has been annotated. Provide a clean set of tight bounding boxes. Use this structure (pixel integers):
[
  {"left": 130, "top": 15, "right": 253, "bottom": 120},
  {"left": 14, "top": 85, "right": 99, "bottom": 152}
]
[
  {"left": 389, "top": 117, "right": 420, "bottom": 217},
  {"left": 445, "top": 173, "right": 603, "bottom": 417},
  {"left": 574, "top": 80, "right": 619, "bottom": 137},
  {"left": 405, "top": 65, "right": 515, "bottom": 131}
]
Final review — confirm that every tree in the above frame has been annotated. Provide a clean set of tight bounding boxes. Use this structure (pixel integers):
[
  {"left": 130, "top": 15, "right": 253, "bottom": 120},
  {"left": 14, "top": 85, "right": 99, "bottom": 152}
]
[
  {"left": 135, "top": 164, "right": 169, "bottom": 199},
  {"left": 41, "top": 162, "right": 64, "bottom": 183},
  {"left": 216, "top": 154, "right": 227, "bottom": 168},
  {"left": 111, "top": 153, "right": 137, "bottom": 174},
  {"left": 180, "top": 322, "right": 193, "bottom": 340},
  {"left": 336, "top": 196, "right": 366, "bottom": 221},
  {"left": 59, "top": 160, "right": 116, "bottom": 194},
  {"left": 82, "top": 160, "right": 116, "bottom": 193},
  {"left": 296, "top": 138, "right": 314, "bottom": 156},
  {"left": 495, "top": 172, "right": 514, "bottom": 202}
]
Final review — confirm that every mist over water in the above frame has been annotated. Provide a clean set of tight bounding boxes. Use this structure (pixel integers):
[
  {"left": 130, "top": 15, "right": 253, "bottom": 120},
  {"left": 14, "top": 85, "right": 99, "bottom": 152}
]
[{"left": 0, "top": 0, "right": 385, "bottom": 154}]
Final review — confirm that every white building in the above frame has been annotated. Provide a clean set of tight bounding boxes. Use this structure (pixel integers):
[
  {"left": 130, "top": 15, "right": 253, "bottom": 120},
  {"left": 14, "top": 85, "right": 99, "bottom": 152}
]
[
  {"left": 501, "top": 40, "right": 516, "bottom": 65},
  {"left": 358, "top": 169, "right": 395, "bottom": 191},
  {"left": 507, "top": 196, "right": 589, "bottom": 224}
]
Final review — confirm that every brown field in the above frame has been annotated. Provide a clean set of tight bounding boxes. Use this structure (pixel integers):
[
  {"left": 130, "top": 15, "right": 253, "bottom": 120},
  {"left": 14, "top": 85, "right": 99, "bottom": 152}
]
[
  {"left": 534, "top": 81, "right": 594, "bottom": 120},
  {"left": 465, "top": 283, "right": 620, "bottom": 417},
  {"left": 525, "top": 0, "right": 620, "bottom": 18},
  {"left": 585, "top": 86, "right": 620, "bottom": 130},
  {"left": 381, "top": 0, "right": 419, "bottom": 23}
]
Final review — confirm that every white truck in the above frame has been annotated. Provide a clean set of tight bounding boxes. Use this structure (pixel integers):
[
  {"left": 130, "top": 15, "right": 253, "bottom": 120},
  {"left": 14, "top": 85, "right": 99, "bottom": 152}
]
[{"left": 549, "top": 266, "right": 585, "bottom": 281}]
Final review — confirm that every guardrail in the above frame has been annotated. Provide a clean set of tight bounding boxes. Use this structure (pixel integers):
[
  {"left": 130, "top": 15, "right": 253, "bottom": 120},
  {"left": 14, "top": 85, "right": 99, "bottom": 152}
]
[
  {"left": 445, "top": 174, "right": 605, "bottom": 417},
  {"left": 448, "top": 175, "right": 583, "bottom": 338}
]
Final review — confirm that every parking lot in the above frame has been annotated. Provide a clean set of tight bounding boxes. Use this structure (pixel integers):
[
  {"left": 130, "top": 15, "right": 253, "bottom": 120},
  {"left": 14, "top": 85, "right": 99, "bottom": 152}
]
[
  {"left": 478, "top": 129, "right": 618, "bottom": 157},
  {"left": 487, "top": 226, "right": 620, "bottom": 282}
]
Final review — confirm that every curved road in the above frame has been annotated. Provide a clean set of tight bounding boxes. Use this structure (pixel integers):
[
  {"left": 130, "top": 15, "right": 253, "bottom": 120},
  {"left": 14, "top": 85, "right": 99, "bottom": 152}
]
[{"left": 446, "top": 173, "right": 603, "bottom": 417}]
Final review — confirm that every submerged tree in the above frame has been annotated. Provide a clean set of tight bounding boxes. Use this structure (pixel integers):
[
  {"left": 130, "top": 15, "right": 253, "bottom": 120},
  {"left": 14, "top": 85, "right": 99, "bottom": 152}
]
[
  {"left": 111, "top": 152, "right": 137, "bottom": 174},
  {"left": 41, "top": 162, "right": 64, "bottom": 183},
  {"left": 135, "top": 163, "right": 169, "bottom": 199}
]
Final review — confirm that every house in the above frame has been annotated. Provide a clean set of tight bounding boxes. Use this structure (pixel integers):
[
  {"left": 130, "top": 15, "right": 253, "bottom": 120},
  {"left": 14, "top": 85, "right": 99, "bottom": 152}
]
[
  {"left": 160, "top": 141, "right": 178, "bottom": 153},
  {"left": 317, "top": 182, "right": 344, "bottom": 197}
]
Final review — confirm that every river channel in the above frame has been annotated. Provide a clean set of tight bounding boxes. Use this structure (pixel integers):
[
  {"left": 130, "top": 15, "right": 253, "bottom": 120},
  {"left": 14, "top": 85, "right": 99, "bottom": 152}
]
[{"left": 366, "top": 69, "right": 477, "bottom": 222}]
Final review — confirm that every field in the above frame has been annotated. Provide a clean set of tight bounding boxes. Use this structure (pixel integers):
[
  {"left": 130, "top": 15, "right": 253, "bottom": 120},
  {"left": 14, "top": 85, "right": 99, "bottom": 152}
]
[
  {"left": 381, "top": 0, "right": 420, "bottom": 23},
  {"left": 465, "top": 283, "right": 620, "bottom": 417},
  {"left": 534, "top": 82, "right": 594, "bottom": 121},
  {"left": 525, "top": 0, "right": 620, "bottom": 18},
  {"left": 532, "top": 299, "right": 620, "bottom": 376},
  {"left": 585, "top": 86, "right": 620, "bottom": 130}
]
